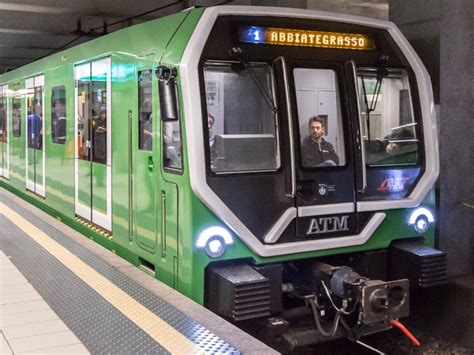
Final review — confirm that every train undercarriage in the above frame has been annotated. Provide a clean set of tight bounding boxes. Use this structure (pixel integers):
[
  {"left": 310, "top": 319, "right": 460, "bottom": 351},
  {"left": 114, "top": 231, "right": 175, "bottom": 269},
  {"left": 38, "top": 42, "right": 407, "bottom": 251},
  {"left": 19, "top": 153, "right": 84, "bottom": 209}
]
[{"left": 205, "top": 240, "right": 446, "bottom": 351}]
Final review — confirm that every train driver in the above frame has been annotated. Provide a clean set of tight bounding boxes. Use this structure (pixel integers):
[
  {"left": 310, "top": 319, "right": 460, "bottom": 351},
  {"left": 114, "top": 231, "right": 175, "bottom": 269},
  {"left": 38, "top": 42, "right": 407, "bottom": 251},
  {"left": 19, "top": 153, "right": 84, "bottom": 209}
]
[{"left": 301, "top": 116, "right": 339, "bottom": 167}]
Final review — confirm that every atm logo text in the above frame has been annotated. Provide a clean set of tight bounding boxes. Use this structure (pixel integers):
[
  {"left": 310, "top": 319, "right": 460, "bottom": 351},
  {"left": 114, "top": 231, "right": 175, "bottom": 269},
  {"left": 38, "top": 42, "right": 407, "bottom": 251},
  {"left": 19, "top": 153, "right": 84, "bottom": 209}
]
[{"left": 306, "top": 215, "right": 350, "bottom": 235}]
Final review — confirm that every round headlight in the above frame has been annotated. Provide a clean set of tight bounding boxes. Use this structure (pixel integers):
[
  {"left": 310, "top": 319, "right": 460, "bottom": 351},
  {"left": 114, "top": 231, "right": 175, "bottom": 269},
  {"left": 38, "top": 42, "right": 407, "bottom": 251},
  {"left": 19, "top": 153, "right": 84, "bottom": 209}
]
[
  {"left": 408, "top": 207, "right": 434, "bottom": 234},
  {"left": 204, "top": 236, "right": 226, "bottom": 258},
  {"left": 414, "top": 215, "right": 429, "bottom": 233},
  {"left": 196, "top": 226, "right": 234, "bottom": 258}
]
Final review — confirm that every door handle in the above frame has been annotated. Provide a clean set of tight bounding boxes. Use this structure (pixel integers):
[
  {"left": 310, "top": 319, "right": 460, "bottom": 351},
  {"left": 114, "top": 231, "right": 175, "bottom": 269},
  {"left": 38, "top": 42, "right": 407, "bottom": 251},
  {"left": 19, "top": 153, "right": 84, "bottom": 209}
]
[
  {"left": 161, "top": 190, "right": 167, "bottom": 257},
  {"left": 147, "top": 156, "right": 154, "bottom": 173}
]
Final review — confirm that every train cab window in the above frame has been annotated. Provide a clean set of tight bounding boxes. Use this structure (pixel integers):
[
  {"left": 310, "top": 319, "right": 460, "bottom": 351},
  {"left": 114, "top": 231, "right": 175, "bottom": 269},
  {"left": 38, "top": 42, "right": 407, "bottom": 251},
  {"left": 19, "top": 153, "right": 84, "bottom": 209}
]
[
  {"left": 27, "top": 86, "right": 43, "bottom": 150},
  {"left": 12, "top": 96, "right": 21, "bottom": 137},
  {"left": 294, "top": 68, "right": 346, "bottom": 168},
  {"left": 51, "top": 86, "right": 66, "bottom": 144},
  {"left": 138, "top": 70, "right": 152, "bottom": 151},
  {"left": 357, "top": 69, "right": 419, "bottom": 166},
  {"left": 203, "top": 62, "right": 280, "bottom": 173}
]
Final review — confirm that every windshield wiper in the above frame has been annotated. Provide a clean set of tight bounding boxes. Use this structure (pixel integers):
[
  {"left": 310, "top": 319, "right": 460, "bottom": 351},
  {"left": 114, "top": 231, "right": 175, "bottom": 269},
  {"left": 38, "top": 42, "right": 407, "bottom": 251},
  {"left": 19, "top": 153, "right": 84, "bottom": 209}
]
[
  {"left": 361, "top": 55, "right": 388, "bottom": 148},
  {"left": 229, "top": 46, "right": 278, "bottom": 115}
]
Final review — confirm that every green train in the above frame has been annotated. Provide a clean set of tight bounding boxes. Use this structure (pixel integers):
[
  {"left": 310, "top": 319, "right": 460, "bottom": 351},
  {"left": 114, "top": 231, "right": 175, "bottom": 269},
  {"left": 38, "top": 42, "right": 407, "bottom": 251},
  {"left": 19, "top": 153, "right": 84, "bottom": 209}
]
[{"left": 0, "top": 5, "right": 445, "bottom": 350}]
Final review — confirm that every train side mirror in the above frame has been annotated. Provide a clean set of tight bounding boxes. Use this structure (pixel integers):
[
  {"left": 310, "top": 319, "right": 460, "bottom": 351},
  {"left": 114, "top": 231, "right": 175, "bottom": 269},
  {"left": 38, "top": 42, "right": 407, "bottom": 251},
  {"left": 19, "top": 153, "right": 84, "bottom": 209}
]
[{"left": 156, "top": 65, "right": 178, "bottom": 121}]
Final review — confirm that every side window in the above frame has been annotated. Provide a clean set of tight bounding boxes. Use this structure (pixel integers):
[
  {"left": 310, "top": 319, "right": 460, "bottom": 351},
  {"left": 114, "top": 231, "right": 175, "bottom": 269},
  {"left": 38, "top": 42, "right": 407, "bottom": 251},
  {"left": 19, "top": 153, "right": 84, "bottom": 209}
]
[
  {"left": 51, "top": 86, "right": 66, "bottom": 144},
  {"left": 138, "top": 70, "right": 152, "bottom": 151},
  {"left": 12, "top": 95, "right": 21, "bottom": 137},
  {"left": 76, "top": 63, "right": 91, "bottom": 161},
  {"left": 27, "top": 84, "right": 43, "bottom": 150},
  {"left": 357, "top": 69, "right": 419, "bottom": 166},
  {"left": 91, "top": 61, "right": 108, "bottom": 165},
  {"left": 75, "top": 58, "right": 110, "bottom": 165},
  {"left": 162, "top": 120, "right": 182, "bottom": 171},
  {"left": 294, "top": 68, "right": 346, "bottom": 168},
  {"left": 0, "top": 87, "right": 5, "bottom": 143}
]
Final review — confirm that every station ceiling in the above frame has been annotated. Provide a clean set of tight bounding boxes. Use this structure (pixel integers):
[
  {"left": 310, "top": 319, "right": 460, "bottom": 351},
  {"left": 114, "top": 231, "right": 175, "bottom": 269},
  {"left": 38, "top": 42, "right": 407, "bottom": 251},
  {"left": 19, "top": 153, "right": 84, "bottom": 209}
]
[
  {"left": 0, "top": 0, "right": 387, "bottom": 74},
  {"left": 0, "top": 0, "right": 194, "bottom": 73}
]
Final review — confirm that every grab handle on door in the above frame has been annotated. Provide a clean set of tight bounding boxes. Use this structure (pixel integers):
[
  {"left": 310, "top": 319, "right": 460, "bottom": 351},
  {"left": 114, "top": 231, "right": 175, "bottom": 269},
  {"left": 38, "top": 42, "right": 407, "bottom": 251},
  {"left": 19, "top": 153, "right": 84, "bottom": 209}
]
[{"left": 147, "top": 156, "right": 154, "bottom": 173}]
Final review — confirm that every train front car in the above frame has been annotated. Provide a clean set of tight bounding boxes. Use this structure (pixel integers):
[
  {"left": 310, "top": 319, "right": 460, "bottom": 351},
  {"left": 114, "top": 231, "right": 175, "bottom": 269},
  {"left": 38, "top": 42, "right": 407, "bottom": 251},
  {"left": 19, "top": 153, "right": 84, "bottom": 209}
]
[{"left": 179, "top": 6, "right": 444, "bottom": 350}]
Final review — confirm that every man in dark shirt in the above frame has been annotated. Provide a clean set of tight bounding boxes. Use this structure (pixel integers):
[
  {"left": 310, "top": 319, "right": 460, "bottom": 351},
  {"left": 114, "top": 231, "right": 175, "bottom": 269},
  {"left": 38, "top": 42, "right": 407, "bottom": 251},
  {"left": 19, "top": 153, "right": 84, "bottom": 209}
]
[{"left": 301, "top": 116, "right": 339, "bottom": 167}]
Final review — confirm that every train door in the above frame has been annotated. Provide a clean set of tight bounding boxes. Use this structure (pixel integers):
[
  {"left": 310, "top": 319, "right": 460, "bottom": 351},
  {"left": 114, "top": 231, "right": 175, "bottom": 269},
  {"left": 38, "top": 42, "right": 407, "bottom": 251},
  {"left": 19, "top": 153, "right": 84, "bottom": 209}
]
[
  {"left": 134, "top": 65, "right": 159, "bottom": 252},
  {"left": 0, "top": 84, "right": 8, "bottom": 179},
  {"left": 288, "top": 63, "right": 358, "bottom": 240},
  {"left": 25, "top": 76, "right": 45, "bottom": 196},
  {"left": 74, "top": 58, "right": 112, "bottom": 231}
]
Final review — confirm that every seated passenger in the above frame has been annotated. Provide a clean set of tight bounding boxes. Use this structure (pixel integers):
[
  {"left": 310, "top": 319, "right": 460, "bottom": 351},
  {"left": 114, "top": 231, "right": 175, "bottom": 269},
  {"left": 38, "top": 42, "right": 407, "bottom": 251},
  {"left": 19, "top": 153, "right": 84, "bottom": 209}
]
[{"left": 301, "top": 116, "right": 339, "bottom": 167}]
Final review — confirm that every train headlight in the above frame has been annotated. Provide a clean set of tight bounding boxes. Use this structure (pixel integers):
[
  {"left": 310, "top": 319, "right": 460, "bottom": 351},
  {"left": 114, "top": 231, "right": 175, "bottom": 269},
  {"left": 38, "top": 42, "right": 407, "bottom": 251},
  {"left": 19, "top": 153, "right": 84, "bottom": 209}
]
[
  {"left": 408, "top": 208, "right": 434, "bottom": 233},
  {"left": 196, "top": 226, "right": 234, "bottom": 258}
]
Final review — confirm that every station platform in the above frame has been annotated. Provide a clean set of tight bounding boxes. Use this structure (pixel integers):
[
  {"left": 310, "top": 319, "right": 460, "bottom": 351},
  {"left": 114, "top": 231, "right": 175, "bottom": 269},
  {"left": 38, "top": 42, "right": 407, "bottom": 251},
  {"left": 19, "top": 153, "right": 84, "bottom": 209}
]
[{"left": 0, "top": 188, "right": 277, "bottom": 354}]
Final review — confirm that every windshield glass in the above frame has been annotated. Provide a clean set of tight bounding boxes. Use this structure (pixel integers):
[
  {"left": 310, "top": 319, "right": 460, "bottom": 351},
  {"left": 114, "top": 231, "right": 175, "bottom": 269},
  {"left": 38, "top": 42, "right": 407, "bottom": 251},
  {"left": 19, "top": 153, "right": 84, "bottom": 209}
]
[
  {"left": 203, "top": 62, "right": 280, "bottom": 174},
  {"left": 358, "top": 69, "right": 419, "bottom": 166},
  {"left": 294, "top": 68, "right": 346, "bottom": 168}
]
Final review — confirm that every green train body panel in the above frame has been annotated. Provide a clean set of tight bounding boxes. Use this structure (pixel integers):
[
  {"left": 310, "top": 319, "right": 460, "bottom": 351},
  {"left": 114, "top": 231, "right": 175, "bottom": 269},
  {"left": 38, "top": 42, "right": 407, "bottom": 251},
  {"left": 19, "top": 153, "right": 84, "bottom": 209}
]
[{"left": 0, "top": 6, "right": 438, "bottom": 309}]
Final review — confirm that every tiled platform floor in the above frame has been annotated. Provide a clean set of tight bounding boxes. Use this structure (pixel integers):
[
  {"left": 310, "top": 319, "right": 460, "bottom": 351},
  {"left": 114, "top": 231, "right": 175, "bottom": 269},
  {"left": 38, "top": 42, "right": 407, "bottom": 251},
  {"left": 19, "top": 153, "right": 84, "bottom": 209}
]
[{"left": 0, "top": 250, "right": 89, "bottom": 354}]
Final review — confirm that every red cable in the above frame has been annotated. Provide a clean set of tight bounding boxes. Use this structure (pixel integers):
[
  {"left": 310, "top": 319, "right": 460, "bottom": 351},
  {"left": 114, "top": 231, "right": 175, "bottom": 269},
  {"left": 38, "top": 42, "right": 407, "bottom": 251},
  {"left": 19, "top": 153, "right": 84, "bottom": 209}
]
[{"left": 390, "top": 319, "right": 421, "bottom": 346}]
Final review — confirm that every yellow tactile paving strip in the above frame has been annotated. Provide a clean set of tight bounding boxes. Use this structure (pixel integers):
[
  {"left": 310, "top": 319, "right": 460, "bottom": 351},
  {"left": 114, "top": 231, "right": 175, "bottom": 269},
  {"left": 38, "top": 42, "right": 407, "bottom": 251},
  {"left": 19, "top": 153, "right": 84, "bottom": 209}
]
[{"left": 0, "top": 203, "right": 204, "bottom": 354}]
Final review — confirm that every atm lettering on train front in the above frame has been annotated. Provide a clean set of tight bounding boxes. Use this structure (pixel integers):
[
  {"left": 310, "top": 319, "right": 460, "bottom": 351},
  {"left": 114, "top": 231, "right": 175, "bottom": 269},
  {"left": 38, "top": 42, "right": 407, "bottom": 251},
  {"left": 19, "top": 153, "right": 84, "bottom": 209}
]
[{"left": 306, "top": 215, "right": 349, "bottom": 235}]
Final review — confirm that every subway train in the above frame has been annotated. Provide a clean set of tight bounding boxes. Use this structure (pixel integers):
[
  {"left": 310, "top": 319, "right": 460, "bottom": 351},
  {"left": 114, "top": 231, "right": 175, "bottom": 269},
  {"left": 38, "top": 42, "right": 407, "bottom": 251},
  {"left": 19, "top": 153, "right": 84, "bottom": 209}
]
[{"left": 0, "top": 5, "right": 446, "bottom": 350}]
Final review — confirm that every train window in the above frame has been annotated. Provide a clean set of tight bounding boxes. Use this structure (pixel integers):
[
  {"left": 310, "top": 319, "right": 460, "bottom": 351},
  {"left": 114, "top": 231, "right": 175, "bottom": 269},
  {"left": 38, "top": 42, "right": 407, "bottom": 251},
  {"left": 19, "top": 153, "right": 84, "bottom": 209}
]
[
  {"left": 203, "top": 62, "right": 280, "bottom": 173},
  {"left": 77, "top": 65, "right": 91, "bottom": 161},
  {"left": 357, "top": 69, "right": 419, "bottom": 166},
  {"left": 27, "top": 86, "right": 43, "bottom": 150},
  {"left": 0, "top": 89, "right": 6, "bottom": 144},
  {"left": 138, "top": 70, "right": 152, "bottom": 151},
  {"left": 91, "top": 62, "right": 108, "bottom": 165},
  {"left": 294, "top": 68, "right": 346, "bottom": 168},
  {"left": 51, "top": 86, "right": 66, "bottom": 144},
  {"left": 12, "top": 96, "right": 21, "bottom": 137},
  {"left": 162, "top": 120, "right": 182, "bottom": 171}
]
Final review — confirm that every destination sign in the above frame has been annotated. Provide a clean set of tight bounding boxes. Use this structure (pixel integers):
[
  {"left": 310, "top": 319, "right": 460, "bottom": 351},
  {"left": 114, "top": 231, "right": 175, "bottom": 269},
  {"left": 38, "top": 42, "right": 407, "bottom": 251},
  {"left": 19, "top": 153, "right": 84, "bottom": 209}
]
[{"left": 239, "top": 26, "right": 375, "bottom": 50}]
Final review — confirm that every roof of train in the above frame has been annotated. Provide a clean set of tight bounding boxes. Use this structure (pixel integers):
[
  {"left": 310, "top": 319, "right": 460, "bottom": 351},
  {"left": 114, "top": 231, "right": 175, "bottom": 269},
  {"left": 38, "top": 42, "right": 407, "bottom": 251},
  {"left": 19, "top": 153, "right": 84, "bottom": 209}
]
[
  {"left": 0, "top": 7, "right": 205, "bottom": 84},
  {"left": 0, "top": 5, "right": 397, "bottom": 85}
]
